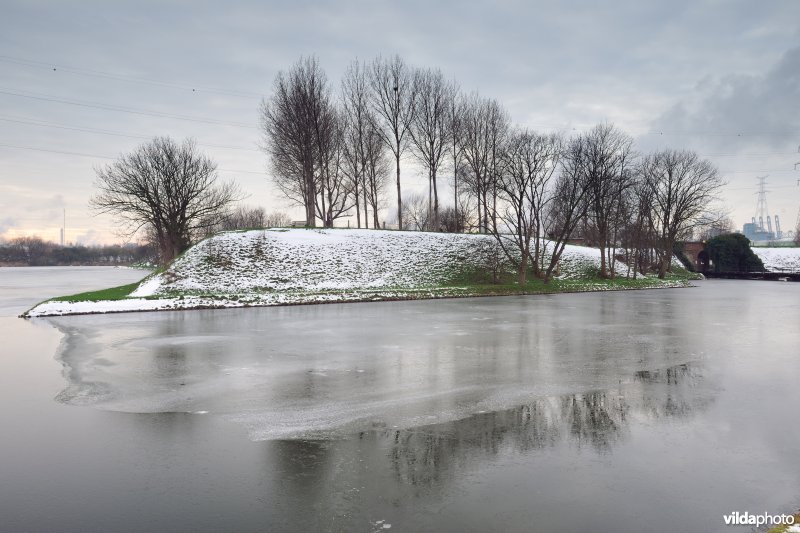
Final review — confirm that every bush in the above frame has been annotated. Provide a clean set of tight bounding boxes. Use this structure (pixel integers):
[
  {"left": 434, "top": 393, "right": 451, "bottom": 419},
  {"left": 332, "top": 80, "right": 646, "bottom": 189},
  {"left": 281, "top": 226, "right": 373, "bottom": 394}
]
[{"left": 705, "top": 233, "right": 764, "bottom": 273}]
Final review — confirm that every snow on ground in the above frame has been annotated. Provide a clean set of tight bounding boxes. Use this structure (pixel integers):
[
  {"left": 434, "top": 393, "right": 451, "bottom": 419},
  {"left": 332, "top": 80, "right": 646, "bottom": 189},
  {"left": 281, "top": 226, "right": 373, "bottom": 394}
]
[
  {"left": 131, "top": 229, "right": 490, "bottom": 296},
  {"left": 24, "top": 229, "right": 663, "bottom": 317},
  {"left": 753, "top": 247, "right": 800, "bottom": 272},
  {"left": 128, "top": 228, "right": 627, "bottom": 298}
]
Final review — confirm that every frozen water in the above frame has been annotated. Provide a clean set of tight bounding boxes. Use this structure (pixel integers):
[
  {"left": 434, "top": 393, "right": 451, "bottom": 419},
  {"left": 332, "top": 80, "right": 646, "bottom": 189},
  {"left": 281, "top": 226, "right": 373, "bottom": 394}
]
[{"left": 47, "top": 289, "right": 708, "bottom": 440}]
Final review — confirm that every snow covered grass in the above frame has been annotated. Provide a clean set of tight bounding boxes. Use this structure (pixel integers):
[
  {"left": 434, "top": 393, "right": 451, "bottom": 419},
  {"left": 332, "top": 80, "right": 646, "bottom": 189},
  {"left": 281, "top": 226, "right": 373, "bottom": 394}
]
[
  {"left": 24, "top": 228, "right": 693, "bottom": 317},
  {"left": 753, "top": 247, "right": 800, "bottom": 273},
  {"left": 131, "top": 228, "right": 493, "bottom": 296}
]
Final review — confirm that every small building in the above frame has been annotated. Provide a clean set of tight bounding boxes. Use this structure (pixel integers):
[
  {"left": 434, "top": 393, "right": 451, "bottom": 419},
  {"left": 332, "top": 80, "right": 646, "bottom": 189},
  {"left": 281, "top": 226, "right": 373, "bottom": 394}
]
[{"left": 742, "top": 223, "right": 774, "bottom": 242}]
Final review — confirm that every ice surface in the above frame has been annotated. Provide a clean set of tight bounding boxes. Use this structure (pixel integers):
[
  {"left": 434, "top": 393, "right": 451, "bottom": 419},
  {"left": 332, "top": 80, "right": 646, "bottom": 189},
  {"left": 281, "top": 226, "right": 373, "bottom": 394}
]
[{"left": 46, "top": 290, "right": 713, "bottom": 441}]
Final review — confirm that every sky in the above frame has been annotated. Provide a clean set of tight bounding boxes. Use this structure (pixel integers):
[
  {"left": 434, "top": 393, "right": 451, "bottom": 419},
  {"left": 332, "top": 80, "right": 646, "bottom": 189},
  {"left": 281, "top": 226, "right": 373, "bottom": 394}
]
[{"left": 1, "top": 0, "right": 799, "bottom": 245}]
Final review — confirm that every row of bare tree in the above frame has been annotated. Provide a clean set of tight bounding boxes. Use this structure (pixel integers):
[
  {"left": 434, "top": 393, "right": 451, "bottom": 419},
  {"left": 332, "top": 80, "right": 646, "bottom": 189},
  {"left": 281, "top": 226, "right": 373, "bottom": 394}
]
[
  {"left": 261, "top": 55, "right": 464, "bottom": 230},
  {"left": 0, "top": 235, "right": 154, "bottom": 266},
  {"left": 488, "top": 124, "right": 724, "bottom": 283},
  {"left": 260, "top": 55, "right": 725, "bottom": 281}
]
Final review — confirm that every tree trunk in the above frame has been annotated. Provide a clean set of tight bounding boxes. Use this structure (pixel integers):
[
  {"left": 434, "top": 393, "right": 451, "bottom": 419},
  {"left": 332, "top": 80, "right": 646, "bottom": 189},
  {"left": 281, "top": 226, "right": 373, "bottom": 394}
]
[
  {"left": 304, "top": 160, "right": 316, "bottom": 227},
  {"left": 659, "top": 254, "right": 670, "bottom": 278},
  {"left": 363, "top": 180, "right": 369, "bottom": 229},
  {"left": 453, "top": 163, "right": 459, "bottom": 232},
  {"left": 395, "top": 151, "right": 402, "bottom": 230},
  {"left": 491, "top": 186, "right": 497, "bottom": 234},
  {"left": 354, "top": 179, "right": 361, "bottom": 228},
  {"left": 428, "top": 167, "right": 432, "bottom": 230},
  {"left": 599, "top": 243, "right": 607, "bottom": 278},
  {"left": 518, "top": 252, "right": 528, "bottom": 285},
  {"left": 432, "top": 167, "right": 439, "bottom": 232},
  {"left": 658, "top": 239, "right": 672, "bottom": 279}
]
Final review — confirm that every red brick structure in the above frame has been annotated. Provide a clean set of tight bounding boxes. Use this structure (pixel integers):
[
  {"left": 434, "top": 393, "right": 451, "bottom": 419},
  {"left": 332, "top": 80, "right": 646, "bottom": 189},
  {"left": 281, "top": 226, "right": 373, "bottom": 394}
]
[{"left": 681, "top": 241, "right": 708, "bottom": 272}]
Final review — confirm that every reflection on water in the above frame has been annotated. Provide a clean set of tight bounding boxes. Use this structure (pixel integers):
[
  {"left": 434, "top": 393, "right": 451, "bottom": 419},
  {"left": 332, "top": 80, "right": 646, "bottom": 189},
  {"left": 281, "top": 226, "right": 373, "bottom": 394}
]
[
  {"left": 634, "top": 362, "right": 693, "bottom": 384},
  {"left": 247, "top": 361, "right": 731, "bottom": 533},
  {"left": 381, "top": 363, "right": 707, "bottom": 487}
]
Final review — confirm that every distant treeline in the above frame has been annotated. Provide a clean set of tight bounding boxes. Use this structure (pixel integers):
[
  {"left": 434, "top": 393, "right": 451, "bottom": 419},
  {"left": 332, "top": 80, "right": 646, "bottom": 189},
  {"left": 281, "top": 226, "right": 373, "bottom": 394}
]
[{"left": 0, "top": 236, "right": 155, "bottom": 266}]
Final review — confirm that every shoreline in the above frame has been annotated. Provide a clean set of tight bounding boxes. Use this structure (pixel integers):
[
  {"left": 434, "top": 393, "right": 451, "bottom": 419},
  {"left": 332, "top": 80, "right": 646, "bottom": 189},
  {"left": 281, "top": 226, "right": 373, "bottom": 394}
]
[{"left": 22, "top": 278, "right": 694, "bottom": 318}]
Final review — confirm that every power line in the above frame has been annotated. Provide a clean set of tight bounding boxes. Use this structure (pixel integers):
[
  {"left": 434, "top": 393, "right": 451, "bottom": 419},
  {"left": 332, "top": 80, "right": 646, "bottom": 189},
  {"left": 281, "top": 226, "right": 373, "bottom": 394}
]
[
  {"left": 217, "top": 168, "right": 265, "bottom": 175},
  {"left": 0, "top": 55, "right": 263, "bottom": 99},
  {"left": 5, "top": 113, "right": 798, "bottom": 160},
  {"left": 0, "top": 142, "right": 113, "bottom": 159},
  {"left": 3, "top": 141, "right": 799, "bottom": 179},
  {"left": 719, "top": 169, "right": 798, "bottom": 174},
  {"left": 727, "top": 184, "right": 799, "bottom": 191},
  {"left": 0, "top": 87, "right": 258, "bottom": 129},
  {"left": 0, "top": 115, "right": 260, "bottom": 151},
  {"left": 644, "top": 130, "right": 800, "bottom": 137},
  {"left": 0, "top": 142, "right": 265, "bottom": 175},
  {"left": 3, "top": 56, "right": 798, "bottom": 139},
  {"left": 537, "top": 124, "right": 800, "bottom": 137},
  {"left": 699, "top": 151, "right": 800, "bottom": 158}
]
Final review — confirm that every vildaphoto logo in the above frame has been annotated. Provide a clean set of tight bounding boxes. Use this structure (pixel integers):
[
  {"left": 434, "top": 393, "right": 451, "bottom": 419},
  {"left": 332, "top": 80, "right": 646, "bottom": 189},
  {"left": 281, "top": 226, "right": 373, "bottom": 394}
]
[{"left": 723, "top": 511, "right": 795, "bottom": 526}]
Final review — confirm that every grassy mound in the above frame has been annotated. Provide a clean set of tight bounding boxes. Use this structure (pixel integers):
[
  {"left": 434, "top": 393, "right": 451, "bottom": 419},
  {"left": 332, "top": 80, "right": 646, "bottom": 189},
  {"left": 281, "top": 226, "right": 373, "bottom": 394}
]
[{"left": 24, "top": 228, "right": 693, "bottom": 317}]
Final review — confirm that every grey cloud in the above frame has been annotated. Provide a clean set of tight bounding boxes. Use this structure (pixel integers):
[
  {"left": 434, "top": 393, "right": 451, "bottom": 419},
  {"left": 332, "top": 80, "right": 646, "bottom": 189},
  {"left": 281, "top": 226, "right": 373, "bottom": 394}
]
[
  {"left": 74, "top": 229, "right": 103, "bottom": 246},
  {"left": 0, "top": 217, "right": 18, "bottom": 231},
  {"left": 0, "top": 217, "right": 19, "bottom": 240},
  {"left": 649, "top": 46, "right": 800, "bottom": 152},
  {"left": 1, "top": 0, "right": 798, "bottom": 241},
  {"left": 43, "top": 194, "right": 65, "bottom": 210}
]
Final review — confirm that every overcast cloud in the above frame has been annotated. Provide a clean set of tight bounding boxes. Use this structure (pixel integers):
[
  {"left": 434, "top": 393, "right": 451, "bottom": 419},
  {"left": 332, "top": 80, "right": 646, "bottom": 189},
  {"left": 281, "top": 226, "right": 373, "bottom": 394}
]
[{"left": 1, "top": 0, "right": 798, "bottom": 243}]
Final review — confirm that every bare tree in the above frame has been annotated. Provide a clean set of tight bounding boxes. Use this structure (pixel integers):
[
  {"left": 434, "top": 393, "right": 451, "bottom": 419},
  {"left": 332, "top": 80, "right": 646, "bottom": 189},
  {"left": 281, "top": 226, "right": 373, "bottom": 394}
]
[
  {"left": 694, "top": 209, "right": 733, "bottom": 240},
  {"left": 402, "top": 191, "right": 431, "bottom": 231},
  {"left": 90, "top": 137, "right": 240, "bottom": 264},
  {"left": 261, "top": 56, "right": 351, "bottom": 228},
  {"left": 484, "top": 100, "right": 509, "bottom": 235},
  {"left": 260, "top": 57, "right": 322, "bottom": 227},
  {"left": 581, "top": 124, "right": 635, "bottom": 278},
  {"left": 207, "top": 205, "right": 266, "bottom": 235},
  {"left": 363, "top": 121, "right": 390, "bottom": 228},
  {"left": 341, "top": 59, "right": 371, "bottom": 228},
  {"left": 213, "top": 207, "right": 290, "bottom": 231},
  {"left": 369, "top": 55, "right": 416, "bottom": 230},
  {"left": 460, "top": 93, "right": 489, "bottom": 232},
  {"left": 541, "top": 135, "right": 593, "bottom": 282},
  {"left": 621, "top": 173, "right": 656, "bottom": 278},
  {"left": 409, "top": 68, "right": 455, "bottom": 231},
  {"left": 6, "top": 236, "right": 52, "bottom": 266},
  {"left": 460, "top": 94, "right": 509, "bottom": 233},
  {"left": 641, "top": 149, "right": 724, "bottom": 278},
  {"left": 264, "top": 211, "right": 293, "bottom": 228},
  {"left": 492, "top": 129, "right": 562, "bottom": 284},
  {"left": 313, "top": 108, "right": 351, "bottom": 227},
  {"left": 439, "top": 204, "right": 470, "bottom": 233},
  {"left": 448, "top": 88, "right": 466, "bottom": 231}
]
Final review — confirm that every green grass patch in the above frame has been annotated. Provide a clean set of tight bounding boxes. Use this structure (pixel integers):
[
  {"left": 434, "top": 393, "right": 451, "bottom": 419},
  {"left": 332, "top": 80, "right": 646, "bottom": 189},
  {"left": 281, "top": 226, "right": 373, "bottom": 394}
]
[
  {"left": 441, "top": 270, "right": 691, "bottom": 297},
  {"left": 443, "top": 261, "right": 693, "bottom": 294},
  {"left": 49, "top": 282, "right": 142, "bottom": 303}
]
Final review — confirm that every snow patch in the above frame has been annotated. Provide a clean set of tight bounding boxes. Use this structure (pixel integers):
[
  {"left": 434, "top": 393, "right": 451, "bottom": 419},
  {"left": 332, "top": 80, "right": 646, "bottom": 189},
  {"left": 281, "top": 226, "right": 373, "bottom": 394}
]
[{"left": 752, "top": 247, "right": 800, "bottom": 272}]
